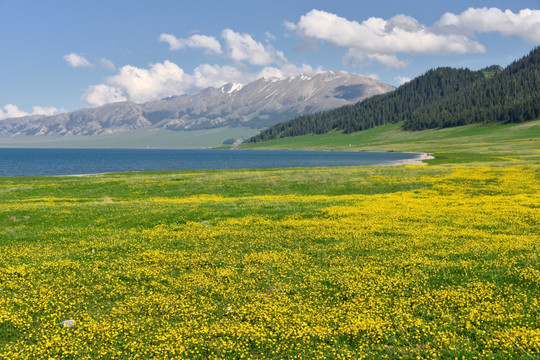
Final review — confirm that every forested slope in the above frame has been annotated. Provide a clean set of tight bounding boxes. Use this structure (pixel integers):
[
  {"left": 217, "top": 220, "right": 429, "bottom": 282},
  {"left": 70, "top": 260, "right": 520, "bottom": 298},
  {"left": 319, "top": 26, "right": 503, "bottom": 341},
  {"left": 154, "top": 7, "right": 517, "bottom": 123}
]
[
  {"left": 403, "top": 47, "right": 540, "bottom": 130},
  {"left": 251, "top": 46, "right": 540, "bottom": 142}
]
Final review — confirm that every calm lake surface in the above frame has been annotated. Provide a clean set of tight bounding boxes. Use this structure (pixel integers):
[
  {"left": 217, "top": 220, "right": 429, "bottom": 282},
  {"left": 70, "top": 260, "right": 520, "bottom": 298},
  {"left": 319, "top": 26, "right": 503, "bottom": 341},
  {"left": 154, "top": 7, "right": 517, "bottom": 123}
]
[{"left": 0, "top": 148, "right": 421, "bottom": 177}]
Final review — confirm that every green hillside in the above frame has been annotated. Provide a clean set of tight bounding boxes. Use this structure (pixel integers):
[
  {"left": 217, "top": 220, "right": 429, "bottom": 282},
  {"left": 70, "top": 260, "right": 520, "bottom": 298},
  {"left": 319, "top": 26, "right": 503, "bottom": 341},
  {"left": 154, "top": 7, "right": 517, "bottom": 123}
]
[
  {"left": 251, "top": 46, "right": 540, "bottom": 143},
  {"left": 242, "top": 119, "right": 540, "bottom": 165}
]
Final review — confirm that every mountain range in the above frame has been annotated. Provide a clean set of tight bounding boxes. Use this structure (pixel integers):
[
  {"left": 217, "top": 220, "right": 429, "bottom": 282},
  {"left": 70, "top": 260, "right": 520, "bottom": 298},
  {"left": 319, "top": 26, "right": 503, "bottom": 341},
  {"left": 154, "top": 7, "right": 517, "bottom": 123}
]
[{"left": 0, "top": 72, "right": 393, "bottom": 138}]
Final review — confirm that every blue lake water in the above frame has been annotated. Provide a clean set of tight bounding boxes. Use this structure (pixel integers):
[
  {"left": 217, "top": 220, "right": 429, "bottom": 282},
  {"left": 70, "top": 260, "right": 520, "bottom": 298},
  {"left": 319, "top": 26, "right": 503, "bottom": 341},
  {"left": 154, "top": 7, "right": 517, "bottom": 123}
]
[{"left": 0, "top": 148, "right": 421, "bottom": 177}]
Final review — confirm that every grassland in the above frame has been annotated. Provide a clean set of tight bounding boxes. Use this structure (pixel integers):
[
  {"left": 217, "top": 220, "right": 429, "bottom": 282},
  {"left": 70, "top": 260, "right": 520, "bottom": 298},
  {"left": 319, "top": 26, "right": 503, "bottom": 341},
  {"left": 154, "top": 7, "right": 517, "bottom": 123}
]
[
  {"left": 1, "top": 162, "right": 539, "bottom": 359},
  {"left": 241, "top": 120, "right": 540, "bottom": 165},
  {"left": 1, "top": 121, "right": 540, "bottom": 359}
]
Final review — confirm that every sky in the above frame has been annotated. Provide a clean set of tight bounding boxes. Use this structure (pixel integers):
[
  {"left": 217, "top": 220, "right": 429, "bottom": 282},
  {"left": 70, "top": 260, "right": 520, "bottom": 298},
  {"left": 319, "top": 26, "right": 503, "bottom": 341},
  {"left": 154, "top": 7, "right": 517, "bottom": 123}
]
[{"left": 1, "top": 0, "right": 540, "bottom": 119}]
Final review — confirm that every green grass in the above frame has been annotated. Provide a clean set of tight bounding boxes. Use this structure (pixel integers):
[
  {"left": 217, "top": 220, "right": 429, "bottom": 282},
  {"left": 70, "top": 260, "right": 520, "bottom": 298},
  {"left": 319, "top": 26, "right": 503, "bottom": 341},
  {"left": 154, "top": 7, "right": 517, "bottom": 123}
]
[
  {"left": 1, "top": 165, "right": 539, "bottom": 358},
  {"left": 241, "top": 120, "right": 540, "bottom": 165},
  {"left": 0, "top": 126, "right": 259, "bottom": 149}
]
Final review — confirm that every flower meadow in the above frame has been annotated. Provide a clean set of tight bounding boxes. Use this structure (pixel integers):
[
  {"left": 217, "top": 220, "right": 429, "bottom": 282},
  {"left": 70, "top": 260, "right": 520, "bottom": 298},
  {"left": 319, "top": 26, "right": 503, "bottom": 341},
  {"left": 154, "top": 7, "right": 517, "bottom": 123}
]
[{"left": 0, "top": 165, "right": 539, "bottom": 359}]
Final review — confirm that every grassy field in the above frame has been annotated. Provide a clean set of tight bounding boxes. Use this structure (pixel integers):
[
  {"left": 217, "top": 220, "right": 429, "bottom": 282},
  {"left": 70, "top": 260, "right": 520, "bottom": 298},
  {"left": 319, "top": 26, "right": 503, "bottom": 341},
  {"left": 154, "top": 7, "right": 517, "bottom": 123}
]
[
  {"left": 1, "top": 162, "right": 539, "bottom": 358},
  {"left": 240, "top": 120, "right": 540, "bottom": 165},
  {"left": 1, "top": 121, "right": 540, "bottom": 358}
]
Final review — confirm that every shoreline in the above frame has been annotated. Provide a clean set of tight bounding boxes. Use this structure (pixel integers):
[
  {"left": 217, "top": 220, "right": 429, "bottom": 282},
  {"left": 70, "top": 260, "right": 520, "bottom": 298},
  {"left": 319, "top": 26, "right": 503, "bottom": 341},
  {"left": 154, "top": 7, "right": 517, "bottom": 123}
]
[
  {"left": 391, "top": 152, "right": 435, "bottom": 166},
  {"left": 2, "top": 150, "right": 434, "bottom": 177},
  {"left": 58, "top": 152, "right": 435, "bottom": 176}
]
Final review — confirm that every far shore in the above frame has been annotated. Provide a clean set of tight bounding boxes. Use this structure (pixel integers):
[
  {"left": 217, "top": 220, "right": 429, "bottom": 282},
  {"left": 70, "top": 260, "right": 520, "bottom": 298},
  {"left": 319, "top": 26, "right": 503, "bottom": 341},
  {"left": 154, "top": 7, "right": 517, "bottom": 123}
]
[
  {"left": 56, "top": 151, "right": 435, "bottom": 177},
  {"left": 391, "top": 152, "right": 434, "bottom": 166}
]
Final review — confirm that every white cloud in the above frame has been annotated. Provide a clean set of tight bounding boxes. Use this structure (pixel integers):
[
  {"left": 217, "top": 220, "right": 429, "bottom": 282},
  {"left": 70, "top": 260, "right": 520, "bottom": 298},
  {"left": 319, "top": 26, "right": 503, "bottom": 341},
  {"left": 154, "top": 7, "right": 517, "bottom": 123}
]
[
  {"left": 257, "top": 67, "right": 285, "bottom": 79},
  {"left": 83, "top": 27, "right": 325, "bottom": 106},
  {"left": 32, "top": 106, "right": 63, "bottom": 116},
  {"left": 83, "top": 60, "right": 189, "bottom": 105},
  {"left": 385, "top": 14, "right": 423, "bottom": 33},
  {"left": 395, "top": 76, "right": 411, "bottom": 85},
  {"left": 82, "top": 61, "right": 260, "bottom": 106},
  {"left": 191, "top": 64, "right": 255, "bottom": 89},
  {"left": 265, "top": 31, "right": 276, "bottom": 40},
  {"left": 222, "top": 29, "right": 275, "bottom": 65},
  {"left": 436, "top": 8, "right": 540, "bottom": 43},
  {"left": 159, "top": 33, "right": 182, "bottom": 50},
  {"left": 159, "top": 33, "right": 223, "bottom": 54},
  {"left": 64, "top": 53, "right": 93, "bottom": 68},
  {"left": 290, "top": 9, "right": 486, "bottom": 68},
  {"left": 82, "top": 84, "right": 127, "bottom": 106},
  {"left": 345, "top": 49, "right": 408, "bottom": 68},
  {"left": 0, "top": 104, "right": 28, "bottom": 119},
  {"left": 100, "top": 58, "right": 116, "bottom": 71},
  {"left": 262, "top": 63, "right": 321, "bottom": 79},
  {"left": 256, "top": 63, "right": 321, "bottom": 79},
  {"left": 0, "top": 104, "right": 64, "bottom": 120},
  {"left": 64, "top": 53, "right": 115, "bottom": 71},
  {"left": 188, "top": 35, "right": 223, "bottom": 54},
  {"left": 284, "top": 21, "right": 297, "bottom": 31},
  {"left": 82, "top": 56, "right": 320, "bottom": 107},
  {"left": 365, "top": 73, "right": 381, "bottom": 81}
]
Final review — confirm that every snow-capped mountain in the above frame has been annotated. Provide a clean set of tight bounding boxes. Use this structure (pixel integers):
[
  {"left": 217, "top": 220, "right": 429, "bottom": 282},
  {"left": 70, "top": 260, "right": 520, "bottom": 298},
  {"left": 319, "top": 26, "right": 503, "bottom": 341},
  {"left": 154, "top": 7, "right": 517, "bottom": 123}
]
[{"left": 0, "top": 71, "right": 394, "bottom": 137}]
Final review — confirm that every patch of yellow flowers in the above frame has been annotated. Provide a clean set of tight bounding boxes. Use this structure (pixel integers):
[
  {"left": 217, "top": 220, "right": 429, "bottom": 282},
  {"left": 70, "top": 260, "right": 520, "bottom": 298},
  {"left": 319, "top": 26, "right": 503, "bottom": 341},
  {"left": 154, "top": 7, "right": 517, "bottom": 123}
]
[{"left": 0, "top": 165, "right": 538, "bottom": 359}]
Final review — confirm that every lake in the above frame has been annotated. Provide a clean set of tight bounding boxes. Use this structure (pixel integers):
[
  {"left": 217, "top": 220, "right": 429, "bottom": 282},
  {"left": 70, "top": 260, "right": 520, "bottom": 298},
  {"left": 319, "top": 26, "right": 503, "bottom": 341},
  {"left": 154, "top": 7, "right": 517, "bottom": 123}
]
[{"left": 0, "top": 148, "right": 421, "bottom": 177}]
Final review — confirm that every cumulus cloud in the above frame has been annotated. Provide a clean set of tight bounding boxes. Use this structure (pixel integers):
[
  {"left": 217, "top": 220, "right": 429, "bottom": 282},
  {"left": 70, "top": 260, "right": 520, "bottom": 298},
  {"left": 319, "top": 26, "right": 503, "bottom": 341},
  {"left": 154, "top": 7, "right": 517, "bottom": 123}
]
[
  {"left": 289, "top": 9, "right": 486, "bottom": 68},
  {"left": 64, "top": 53, "right": 116, "bottom": 71},
  {"left": 258, "top": 63, "right": 322, "bottom": 80},
  {"left": 83, "top": 27, "right": 323, "bottom": 106},
  {"left": 364, "top": 73, "right": 381, "bottom": 81},
  {"left": 82, "top": 84, "right": 127, "bottom": 106},
  {"left": 395, "top": 76, "right": 411, "bottom": 85},
  {"left": 82, "top": 61, "right": 252, "bottom": 106},
  {"left": 265, "top": 32, "right": 276, "bottom": 40},
  {"left": 345, "top": 49, "right": 408, "bottom": 68},
  {"left": 159, "top": 30, "right": 289, "bottom": 66},
  {"left": 222, "top": 29, "right": 276, "bottom": 65},
  {"left": 284, "top": 21, "right": 297, "bottom": 31},
  {"left": 82, "top": 56, "right": 319, "bottom": 107},
  {"left": 256, "top": 65, "right": 310, "bottom": 79},
  {"left": 159, "top": 33, "right": 223, "bottom": 54},
  {"left": 0, "top": 104, "right": 63, "bottom": 120},
  {"left": 32, "top": 106, "right": 63, "bottom": 116},
  {"left": 289, "top": 8, "right": 540, "bottom": 68},
  {"left": 83, "top": 60, "right": 189, "bottom": 106},
  {"left": 0, "top": 104, "right": 28, "bottom": 119},
  {"left": 64, "top": 53, "right": 93, "bottom": 68},
  {"left": 191, "top": 64, "right": 255, "bottom": 89},
  {"left": 294, "top": 10, "right": 485, "bottom": 53},
  {"left": 436, "top": 7, "right": 540, "bottom": 43},
  {"left": 100, "top": 58, "right": 116, "bottom": 71}
]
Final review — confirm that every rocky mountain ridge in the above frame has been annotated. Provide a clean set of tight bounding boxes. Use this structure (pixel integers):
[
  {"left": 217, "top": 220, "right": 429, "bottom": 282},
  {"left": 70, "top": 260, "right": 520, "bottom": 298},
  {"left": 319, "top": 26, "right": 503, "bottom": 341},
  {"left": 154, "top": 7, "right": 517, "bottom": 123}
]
[{"left": 0, "top": 71, "right": 394, "bottom": 137}]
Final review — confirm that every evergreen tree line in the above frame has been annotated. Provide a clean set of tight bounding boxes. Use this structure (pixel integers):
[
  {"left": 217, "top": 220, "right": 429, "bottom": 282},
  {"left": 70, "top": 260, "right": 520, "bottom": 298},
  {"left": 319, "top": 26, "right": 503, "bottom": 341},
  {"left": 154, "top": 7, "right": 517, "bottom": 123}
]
[
  {"left": 250, "top": 46, "right": 540, "bottom": 142},
  {"left": 403, "top": 47, "right": 540, "bottom": 130}
]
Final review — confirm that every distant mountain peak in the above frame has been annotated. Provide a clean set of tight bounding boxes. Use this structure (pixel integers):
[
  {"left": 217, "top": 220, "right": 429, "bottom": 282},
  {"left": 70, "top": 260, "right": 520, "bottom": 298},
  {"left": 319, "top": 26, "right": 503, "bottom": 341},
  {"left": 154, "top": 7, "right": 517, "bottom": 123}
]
[{"left": 0, "top": 70, "right": 394, "bottom": 137}]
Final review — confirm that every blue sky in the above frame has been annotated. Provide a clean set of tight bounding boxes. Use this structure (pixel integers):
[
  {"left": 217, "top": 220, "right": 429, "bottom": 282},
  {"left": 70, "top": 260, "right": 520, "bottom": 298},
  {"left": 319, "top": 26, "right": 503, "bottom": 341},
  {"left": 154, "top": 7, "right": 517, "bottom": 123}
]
[{"left": 1, "top": 0, "right": 539, "bottom": 119}]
